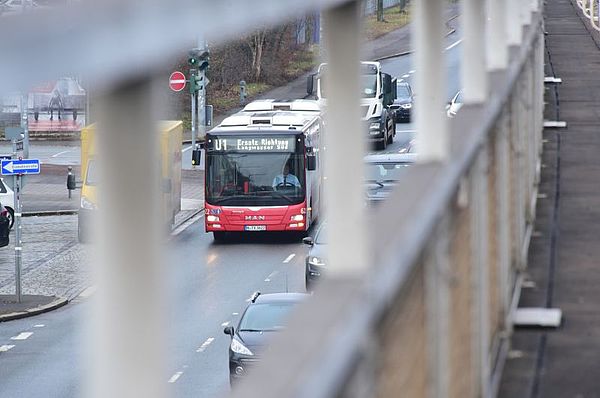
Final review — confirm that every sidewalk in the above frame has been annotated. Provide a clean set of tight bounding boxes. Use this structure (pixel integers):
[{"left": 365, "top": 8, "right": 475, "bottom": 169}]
[{"left": 499, "top": 0, "right": 600, "bottom": 395}]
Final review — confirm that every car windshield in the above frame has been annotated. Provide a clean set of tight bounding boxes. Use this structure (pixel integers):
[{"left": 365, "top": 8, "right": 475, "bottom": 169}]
[
  {"left": 238, "top": 302, "right": 298, "bottom": 331},
  {"left": 454, "top": 91, "right": 463, "bottom": 104},
  {"left": 397, "top": 85, "right": 411, "bottom": 99},
  {"left": 365, "top": 162, "right": 412, "bottom": 182},
  {"left": 206, "top": 152, "right": 305, "bottom": 206},
  {"left": 85, "top": 160, "right": 98, "bottom": 186},
  {"left": 315, "top": 224, "right": 327, "bottom": 244},
  {"left": 320, "top": 74, "right": 378, "bottom": 98}
]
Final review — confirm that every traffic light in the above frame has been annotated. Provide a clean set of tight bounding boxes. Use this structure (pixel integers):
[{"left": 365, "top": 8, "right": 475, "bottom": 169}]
[
  {"left": 188, "top": 49, "right": 209, "bottom": 70},
  {"left": 189, "top": 72, "right": 204, "bottom": 94},
  {"left": 188, "top": 49, "right": 199, "bottom": 67},
  {"left": 197, "top": 50, "right": 209, "bottom": 71}
]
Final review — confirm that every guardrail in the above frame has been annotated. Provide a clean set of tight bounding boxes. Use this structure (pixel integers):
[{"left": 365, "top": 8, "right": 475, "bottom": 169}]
[
  {"left": 577, "top": 0, "right": 600, "bottom": 30},
  {"left": 230, "top": 2, "right": 544, "bottom": 398}
]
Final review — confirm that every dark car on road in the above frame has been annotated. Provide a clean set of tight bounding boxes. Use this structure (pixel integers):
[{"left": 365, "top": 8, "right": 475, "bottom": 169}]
[
  {"left": 224, "top": 292, "right": 308, "bottom": 385},
  {"left": 302, "top": 222, "right": 326, "bottom": 290},
  {"left": 390, "top": 81, "right": 414, "bottom": 122},
  {"left": 364, "top": 153, "right": 416, "bottom": 204}
]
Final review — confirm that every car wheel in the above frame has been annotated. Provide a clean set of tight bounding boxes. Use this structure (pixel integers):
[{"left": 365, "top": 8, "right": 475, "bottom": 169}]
[{"left": 5, "top": 207, "right": 14, "bottom": 230}]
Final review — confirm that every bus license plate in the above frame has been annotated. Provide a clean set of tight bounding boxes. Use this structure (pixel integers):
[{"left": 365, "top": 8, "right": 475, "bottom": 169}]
[{"left": 245, "top": 225, "right": 266, "bottom": 231}]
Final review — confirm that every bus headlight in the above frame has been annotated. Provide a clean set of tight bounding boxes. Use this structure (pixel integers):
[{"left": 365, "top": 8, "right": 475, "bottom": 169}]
[
  {"left": 290, "top": 214, "right": 304, "bottom": 221},
  {"left": 369, "top": 122, "right": 380, "bottom": 130},
  {"left": 207, "top": 215, "right": 220, "bottom": 222}
]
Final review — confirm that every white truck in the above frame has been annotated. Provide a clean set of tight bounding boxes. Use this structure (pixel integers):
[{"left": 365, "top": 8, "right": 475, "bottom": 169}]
[{"left": 307, "top": 61, "right": 397, "bottom": 150}]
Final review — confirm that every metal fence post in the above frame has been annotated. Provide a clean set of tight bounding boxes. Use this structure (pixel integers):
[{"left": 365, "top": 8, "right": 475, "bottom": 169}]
[
  {"left": 470, "top": 148, "right": 491, "bottom": 398},
  {"left": 88, "top": 79, "right": 166, "bottom": 398},
  {"left": 486, "top": 0, "right": 508, "bottom": 70},
  {"left": 462, "top": 0, "right": 488, "bottom": 102},
  {"left": 322, "top": 1, "right": 367, "bottom": 277},
  {"left": 414, "top": 0, "right": 447, "bottom": 161},
  {"left": 425, "top": 218, "right": 450, "bottom": 398},
  {"left": 496, "top": 110, "right": 512, "bottom": 331},
  {"left": 507, "top": 0, "right": 523, "bottom": 46}
]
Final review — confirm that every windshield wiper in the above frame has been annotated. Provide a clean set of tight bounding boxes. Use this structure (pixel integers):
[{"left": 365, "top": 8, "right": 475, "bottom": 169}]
[{"left": 239, "top": 328, "right": 264, "bottom": 332}]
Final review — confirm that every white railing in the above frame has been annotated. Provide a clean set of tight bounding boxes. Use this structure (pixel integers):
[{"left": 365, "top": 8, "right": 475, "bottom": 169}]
[{"left": 577, "top": 0, "right": 600, "bottom": 29}]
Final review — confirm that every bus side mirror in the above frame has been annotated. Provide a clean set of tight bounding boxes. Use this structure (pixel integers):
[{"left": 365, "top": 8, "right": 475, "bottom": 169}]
[
  {"left": 307, "top": 74, "right": 315, "bottom": 96},
  {"left": 307, "top": 155, "right": 316, "bottom": 171}
]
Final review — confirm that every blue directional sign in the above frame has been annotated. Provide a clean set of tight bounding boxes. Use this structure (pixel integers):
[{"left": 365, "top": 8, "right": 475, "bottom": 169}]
[{"left": 1, "top": 159, "right": 40, "bottom": 175}]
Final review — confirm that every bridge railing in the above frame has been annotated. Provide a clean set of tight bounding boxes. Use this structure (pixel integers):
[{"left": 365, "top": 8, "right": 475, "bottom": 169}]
[
  {"left": 231, "top": 2, "right": 544, "bottom": 398},
  {"left": 0, "top": 0, "right": 544, "bottom": 397}
]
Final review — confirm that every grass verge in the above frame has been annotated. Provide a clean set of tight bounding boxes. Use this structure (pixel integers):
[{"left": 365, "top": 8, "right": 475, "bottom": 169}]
[{"left": 364, "top": 6, "right": 411, "bottom": 41}]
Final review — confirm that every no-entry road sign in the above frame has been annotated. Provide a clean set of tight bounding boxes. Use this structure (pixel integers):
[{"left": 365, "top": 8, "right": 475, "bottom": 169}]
[
  {"left": 1, "top": 159, "right": 40, "bottom": 175},
  {"left": 169, "top": 71, "right": 186, "bottom": 92}
]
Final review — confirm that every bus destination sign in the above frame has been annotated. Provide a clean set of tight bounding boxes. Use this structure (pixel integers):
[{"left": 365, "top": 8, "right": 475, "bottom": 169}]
[{"left": 209, "top": 136, "right": 296, "bottom": 152}]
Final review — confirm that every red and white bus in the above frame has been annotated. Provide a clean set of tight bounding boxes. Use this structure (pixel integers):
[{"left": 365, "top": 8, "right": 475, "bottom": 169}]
[{"left": 204, "top": 100, "right": 323, "bottom": 240}]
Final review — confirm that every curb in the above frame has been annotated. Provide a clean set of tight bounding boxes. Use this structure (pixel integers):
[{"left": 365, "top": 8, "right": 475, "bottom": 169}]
[
  {"left": 0, "top": 297, "right": 68, "bottom": 322},
  {"left": 171, "top": 208, "right": 204, "bottom": 236},
  {"left": 23, "top": 210, "right": 78, "bottom": 217}
]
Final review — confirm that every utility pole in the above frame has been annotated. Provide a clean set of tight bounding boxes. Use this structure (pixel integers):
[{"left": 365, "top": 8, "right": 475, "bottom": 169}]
[{"left": 188, "top": 39, "right": 210, "bottom": 167}]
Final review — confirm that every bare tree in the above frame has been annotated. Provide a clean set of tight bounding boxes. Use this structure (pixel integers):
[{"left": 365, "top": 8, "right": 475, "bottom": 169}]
[{"left": 248, "top": 29, "right": 268, "bottom": 81}]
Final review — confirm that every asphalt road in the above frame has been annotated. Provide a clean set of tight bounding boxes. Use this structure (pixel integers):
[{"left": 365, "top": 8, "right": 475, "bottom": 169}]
[{"left": 0, "top": 36, "right": 462, "bottom": 397}]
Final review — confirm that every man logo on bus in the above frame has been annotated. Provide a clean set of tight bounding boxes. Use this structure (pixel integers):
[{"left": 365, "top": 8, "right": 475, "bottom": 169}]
[{"left": 245, "top": 215, "right": 266, "bottom": 221}]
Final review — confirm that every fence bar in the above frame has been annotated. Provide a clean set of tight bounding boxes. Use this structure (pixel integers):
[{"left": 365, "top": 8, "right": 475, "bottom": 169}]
[
  {"left": 507, "top": 0, "right": 523, "bottom": 45},
  {"left": 461, "top": 0, "right": 488, "bottom": 102},
  {"left": 425, "top": 218, "right": 451, "bottom": 398},
  {"left": 414, "top": 0, "right": 447, "bottom": 161},
  {"left": 88, "top": 80, "right": 166, "bottom": 398},
  {"left": 322, "top": 1, "right": 367, "bottom": 276},
  {"left": 486, "top": 0, "right": 508, "bottom": 69},
  {"left": 470, "top": 148, "right": 491, "bottom": 398}
]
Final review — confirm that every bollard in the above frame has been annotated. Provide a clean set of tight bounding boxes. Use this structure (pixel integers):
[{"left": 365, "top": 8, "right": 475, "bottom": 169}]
[
  {"left": 67, "top": 165, "right": 76, "bottom": 199},
  {"left": 239, "top": 80, "right": 247, "bottom": 105}
]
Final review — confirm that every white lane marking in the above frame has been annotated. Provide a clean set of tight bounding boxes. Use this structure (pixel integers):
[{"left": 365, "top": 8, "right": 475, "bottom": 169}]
[
  {"left": 181, "top": 146, "right": 192, "bottom": 153},
  {"left": 207, "top": 254, "right": 217, "bottom": 265},
  {"left": 232, "top": 312, "right": 239, "bottom": 316},
  {"left": 221, "top": 321, "right": 230, "bottom": 327},
  {"left": 196, "top": 337, "right": 215, "bottom": 353},
  {"left": 409, "top": 70, "right": 416, "bottom": 74},
  {"left": 402, "top": 74, "right": 410, "bottom": 78},
  {"left": 51, "top": 149, "right": 71, "bottom": 158},
  {"left": 0, "top": 344, "right": 15, "bottom": 352},
  {"left": 79, "top": 286, "right": 97, "bottom": 299},
  {"left": 283, "top": 254, "right": 296, "bottom": 263},
  {"left": 11, "top": 332, "right": 33, "bottom": 340},
  {"left": 265, "top": 270, "right": 279, "bottom": 282},
  {"left": 33, "top": 324, "right": 45, "bottom": 328},
  {"left": 445, "top": 38, "right": 463, "bottom": 51},
  {"left": 168, "top": 371, "right": 183, "bottom": 383}
]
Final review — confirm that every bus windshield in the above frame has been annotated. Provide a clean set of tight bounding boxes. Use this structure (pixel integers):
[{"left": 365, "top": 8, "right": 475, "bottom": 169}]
[{"left": 206, "top": 152, "right": 305, "bottom": 206}]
